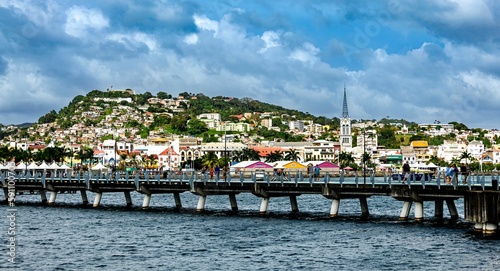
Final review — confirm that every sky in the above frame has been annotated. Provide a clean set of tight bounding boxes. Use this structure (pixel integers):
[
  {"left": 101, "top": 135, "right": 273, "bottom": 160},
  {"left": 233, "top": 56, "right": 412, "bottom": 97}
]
[{"left": 1, "top": 1, "right": 499, "bottom": 129}]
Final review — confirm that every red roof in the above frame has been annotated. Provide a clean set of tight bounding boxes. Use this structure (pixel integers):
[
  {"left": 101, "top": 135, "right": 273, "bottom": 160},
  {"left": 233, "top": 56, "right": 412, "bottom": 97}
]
[{"left": 159, "top": 148, "right": 178, "bottom": 156}]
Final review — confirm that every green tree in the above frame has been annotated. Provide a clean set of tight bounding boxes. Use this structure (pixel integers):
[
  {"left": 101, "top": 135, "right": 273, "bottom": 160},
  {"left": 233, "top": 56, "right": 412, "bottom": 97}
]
[
  {"left": 265, "top": 150, "right": 283, "bottom": 162},
  {"left": 284, "top": 149, "right": 300, "bottom": 161},
  {"left": 202, "top": 151, "right": 219, "bottom": 169},
  {"left": 338, "top": 152, "right": 355, "bottom": 169},
  {"left": 187, "top": 119, "right": 208, "bottom": 135}
]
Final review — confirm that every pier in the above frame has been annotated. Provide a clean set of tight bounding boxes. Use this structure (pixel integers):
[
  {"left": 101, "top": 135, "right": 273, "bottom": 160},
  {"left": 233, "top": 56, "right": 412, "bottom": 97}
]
[{"left": 2, "top": 170, "right": 499, "bottom": 234}]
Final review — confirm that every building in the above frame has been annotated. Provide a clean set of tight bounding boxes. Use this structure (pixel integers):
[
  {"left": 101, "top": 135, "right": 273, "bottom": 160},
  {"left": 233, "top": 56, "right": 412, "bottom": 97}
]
[{"left": 339, "top": 86, "right": 352, "bottom": 150}]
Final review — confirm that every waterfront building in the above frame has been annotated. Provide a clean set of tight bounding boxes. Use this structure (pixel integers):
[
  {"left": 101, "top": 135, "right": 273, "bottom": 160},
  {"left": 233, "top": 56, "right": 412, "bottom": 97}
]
[
  {"left": 467, "top": 140, "right": 485, "bottom": 161},
  {"left": 437, "top": 140, "right": 467, "bottom": 162},
  {"left": 303, "top": 140, "right": 340, "bottom": 162},
  {"left": 158, "top": 147, "right": 179, "bottom": 170}
]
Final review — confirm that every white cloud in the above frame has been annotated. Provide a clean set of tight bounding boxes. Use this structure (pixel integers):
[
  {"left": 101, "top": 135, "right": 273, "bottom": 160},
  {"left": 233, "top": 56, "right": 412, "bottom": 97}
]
[
  {"left": 193, "top": 14, "right": 219, "bottom": 34},
  {"left": 183, "top": 33, "right": 199, "bottom": 45},
  {"left": 107, "top": 32, "right": 158, "bottom": 51},
  {"left": 65, "top": 5, "right": 109, "bottom": 37},
  {"left": 259, "top": 31, "right": 281, "bottom": 53},
  {"left": 289, "top": 42, "right": 320, "bottom": 64}
]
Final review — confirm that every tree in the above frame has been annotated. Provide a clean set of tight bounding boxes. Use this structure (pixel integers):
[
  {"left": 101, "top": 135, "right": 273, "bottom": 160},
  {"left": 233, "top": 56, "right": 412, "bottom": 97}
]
[
  {"left": 284, "top": 149, "right": 300, "bottom": 161},
  {"left": 265, "top": 150, "right": 283, "bottom": 162},
  {"left": 338, "top": 152, "right": 355, "bottom": 169},
  {"left": 187, "top": 119, "right": 208, "bottom": 135},
  {"left": 459, "top": 151, "right": 473, "bottom": 164},
  {"left": 157, "top": 91, "right": 171, "bottom": 100},
  {"left": 202, "top": 151, "right": 219, "bottom": 169}
]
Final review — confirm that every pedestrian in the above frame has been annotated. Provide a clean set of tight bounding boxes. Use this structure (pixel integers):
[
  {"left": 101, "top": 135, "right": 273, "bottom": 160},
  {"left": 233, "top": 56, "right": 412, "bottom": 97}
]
[
  {"left": 460, "top": 163, "right": 468, "bottom": 184},
  {"left": 314, "top": 165, "right": 321, "bottom": 181},
  {"left": 402, "top": 161, "right": 411, "bottom": 183},
  {"left": 209, "top": 167, "right": 214, "bottom": 180},
  {"left": 445, "top": 164, "right": 453, "bottom": 184},
  {"left": 215, "top": 165, "right": 220, "bottom": 180}
]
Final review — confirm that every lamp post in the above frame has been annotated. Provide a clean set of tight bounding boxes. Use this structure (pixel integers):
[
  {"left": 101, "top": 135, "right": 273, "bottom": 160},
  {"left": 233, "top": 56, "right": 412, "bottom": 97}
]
[{"left": 363, "top": 122, "right": 366, "bottom": 185}]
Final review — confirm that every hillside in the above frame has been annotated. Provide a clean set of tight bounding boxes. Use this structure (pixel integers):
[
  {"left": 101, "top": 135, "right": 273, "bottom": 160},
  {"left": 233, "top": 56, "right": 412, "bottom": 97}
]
[{"left": 6, "top": 89, "right": 338, "bottom": 143}]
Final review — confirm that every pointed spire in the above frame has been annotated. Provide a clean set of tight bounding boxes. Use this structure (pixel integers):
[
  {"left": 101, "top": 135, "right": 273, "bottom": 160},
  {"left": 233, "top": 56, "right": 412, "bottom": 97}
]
[{"left": 342, "top": 84, "right": 349, "bottom": 118}]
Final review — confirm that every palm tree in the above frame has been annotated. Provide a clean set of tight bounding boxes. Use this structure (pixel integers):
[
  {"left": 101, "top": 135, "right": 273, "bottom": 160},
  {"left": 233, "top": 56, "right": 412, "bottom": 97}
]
[
  {"left": 265, "top": 150, "right": 283, "bottom": 163},
  {"left": 77, "top": 146, "right": 94, "bottom": 171},
  {"left": 338, "top": 152, "right": 355, "bottom": 169},
  {"left": 459, "top": 151, "right": 473, "bottom": 164},
  {"left": 284, "top": 148, "right": 300, "bottom": 161},
  {"left": 202, "top": 151, "right": 219, "bottom": 169},
  {"left": 231, "top": 150, "right": 244, "bottom": 163},
  {"left": 242, "top": 147, "right": 260, "bottom": 161},
  {"left": 65, "top": 147, "right": 75, "bottom": 168}
]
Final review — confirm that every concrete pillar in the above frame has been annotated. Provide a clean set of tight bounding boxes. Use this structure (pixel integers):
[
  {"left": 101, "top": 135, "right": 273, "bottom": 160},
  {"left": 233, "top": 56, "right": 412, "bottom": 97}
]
[
  {"left": 259, "top": 197, "right": 269, "bottom": 215},
  {"left": 359, "top": 197, "right": 369, "bottom": 218},
  {"left": 142, "top": 194, "right": 152, "bottom": 209},
  {"left": 474, "top": 222, "right": 498, "bottom": 234},
  {"left": 399, "top": 201, "right": 412, "bottom": 221},
  {"left": 434, "top": 200, "right": 444, "bottom": 219},
  {"left": 40, "top": 190, "right": 47, "bottom": 204},
  {"left": 446, "top": 199, "right": 459, "bottom": 219},
  {"left": 124, "top": 191, "right": 132, "bottom": 207},
  {"left": 414, "top": 201, "right": 424, "bottom": 221},
  {"left": 173, "top": 192, "right": 182, "bottom": 210},
  {"left": 196, "top": 195, "right": 206, "bottom": 212},
  {"left": 93, "top": 192, "right": 102, "bottom": 207},
  {"left": 329, "top": 199, "right": 340, "bottom": 218},
  {"left": 290, "top": 195, "right": 299, "bottom": 213},
  {"left": 80, "top": 190, "right": 88, "bottom": 205},
  {"left": 229, "top": 194, "right": 238, "bottom": 212},
  {"left": 48, "top": 191, "right": 57, "bottom": 206}
]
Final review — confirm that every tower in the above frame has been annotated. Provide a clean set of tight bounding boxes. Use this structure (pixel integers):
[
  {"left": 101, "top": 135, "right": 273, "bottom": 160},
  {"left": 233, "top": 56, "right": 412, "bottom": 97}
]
[{"left": 340, "top": 85, "right": 352, "bottom": 150}]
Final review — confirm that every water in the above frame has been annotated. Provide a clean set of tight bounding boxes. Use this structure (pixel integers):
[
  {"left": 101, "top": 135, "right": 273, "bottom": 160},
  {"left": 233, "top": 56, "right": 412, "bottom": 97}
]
[{"left": 1, "top": 191, "right": 500, "bottom": 270}]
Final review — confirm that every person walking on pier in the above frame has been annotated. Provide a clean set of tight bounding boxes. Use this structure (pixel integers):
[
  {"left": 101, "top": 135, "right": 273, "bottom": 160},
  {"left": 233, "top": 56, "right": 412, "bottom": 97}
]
[
  {"left": 445, "top": 164, "right": 453, "bottom": 184},
  {"left": 402, "top": 161, "right": 411, "bottom": 183},
  {"left": 460, "top": 163, "right": 469, "bottom": 184},
  {"left": 314, "top": 165, "right": 321, "bottom": 181},
  {"left": 215, "top": 165, "right": 220, "bottom": 180}
]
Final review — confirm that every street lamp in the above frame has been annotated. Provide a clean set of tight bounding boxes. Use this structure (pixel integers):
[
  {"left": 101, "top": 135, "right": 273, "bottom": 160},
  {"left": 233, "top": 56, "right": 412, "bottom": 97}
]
[{"left": 363, "top": 122, "right": 366, "bottom": 185}]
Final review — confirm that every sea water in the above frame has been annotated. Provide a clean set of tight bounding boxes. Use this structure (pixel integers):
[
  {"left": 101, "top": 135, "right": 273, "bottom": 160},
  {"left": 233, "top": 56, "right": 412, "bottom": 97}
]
[{"left": 1, "top": 191, "right": 499, "bottom": 271}]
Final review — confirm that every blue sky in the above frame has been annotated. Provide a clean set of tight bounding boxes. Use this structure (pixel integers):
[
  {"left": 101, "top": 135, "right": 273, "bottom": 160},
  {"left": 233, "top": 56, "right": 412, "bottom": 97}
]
[{"left": 1, "top": 0, "right": 499, "bottom": 129}]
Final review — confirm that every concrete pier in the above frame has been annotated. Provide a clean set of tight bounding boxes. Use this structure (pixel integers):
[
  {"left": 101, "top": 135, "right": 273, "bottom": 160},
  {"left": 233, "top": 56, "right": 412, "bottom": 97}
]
[
  {"left": 124, "top": 191, "right": 133, "bottom": 207},
  {"left": 290, "top": 195, "right": 298, "bottom": 213},
  {"left": 465, "top": 190, "right": 499, "bottom": 234},
  {"left": 399, "top": 201, "right": 412, "bottom": 221},
  {"left": 196, "top": 195, "right": 206, "bottom": 212},
  {"left": 434, "top": 200, "right": 444, "bottom": 219},
  {"left": 2, "top": 171, "right": 499, "bottom": 234},
  {"left": 329, "top": 199, "right": 340, "bottom": 218},
  {"left": 446, "top": 199, "right": 459, "bottom": 219},
  {"left": 173, "top": 192, "right": 182, "bottom": 210},
  {"left": 48, "top": 191, "right": 57, "bottom": 206},
  {"left": 360, "top": 197, "right": 369, "bottom": 218},
  {"left": 229, "top": 194, "right": 238, "bottom": 212},
  {"left": 414, "top": 201, "right": 424, "bottom": 221},
  {"left": 93, "top": 192, "right": 102, "bottom": 207},
  {"left": 80, "top": 190, "right": 88, "bottom": 205},
  {"left": 40, "top": 190, "right": 47, "bottom": 204},
  {"left": 142, "top": 194, "right": 151, "bottom": 209},
  {"left": 259, "top": 197, "right": 269, "bottom": 215}
]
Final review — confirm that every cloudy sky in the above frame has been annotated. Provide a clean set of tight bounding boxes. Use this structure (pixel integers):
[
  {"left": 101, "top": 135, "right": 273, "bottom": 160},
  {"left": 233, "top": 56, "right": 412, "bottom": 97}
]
[{"left": 1, "top": 1, "right": 499, "bottom": 129}]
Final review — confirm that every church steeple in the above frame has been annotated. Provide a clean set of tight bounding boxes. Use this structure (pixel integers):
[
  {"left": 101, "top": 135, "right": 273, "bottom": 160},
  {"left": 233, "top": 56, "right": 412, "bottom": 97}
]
[
  {"left": 342, "top": 84, "right": 349, "bottom": 118},
  {"left": 340, "top": 85, "right": 352, "bottom": 150}
]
